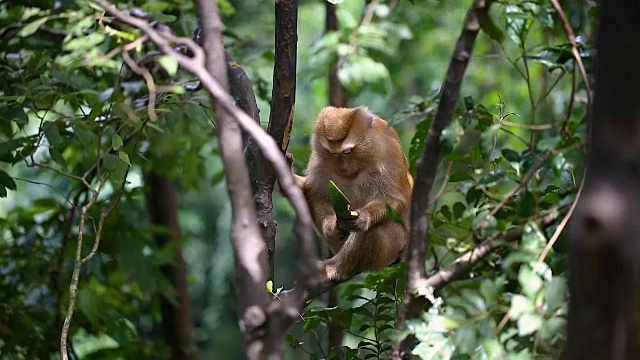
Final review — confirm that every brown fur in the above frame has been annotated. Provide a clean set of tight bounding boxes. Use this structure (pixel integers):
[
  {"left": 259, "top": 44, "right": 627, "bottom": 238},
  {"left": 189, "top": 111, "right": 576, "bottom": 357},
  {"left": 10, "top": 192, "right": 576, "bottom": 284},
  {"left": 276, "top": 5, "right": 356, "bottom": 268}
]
[{"left": 295, "top": 106, "right": 413, "bottom": 287}]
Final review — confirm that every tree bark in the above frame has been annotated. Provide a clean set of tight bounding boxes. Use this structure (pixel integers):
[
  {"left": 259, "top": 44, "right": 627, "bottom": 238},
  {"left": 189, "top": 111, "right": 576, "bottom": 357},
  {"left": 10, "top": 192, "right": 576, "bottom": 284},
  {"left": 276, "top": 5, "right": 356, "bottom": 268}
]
[
  {"left": 225, "top": 52, "right": 279, "bottom": 282},
  {"left": 565, "top": 3, "right": 640, "bottom": 359},
  {"left": 392, "top": 1, "right": 493, "bottom": 358},
  {"left": 195, "top": 1, "right": 271, "bottom": 358},
  {"left": 326, "top": 1, "right": 348, "bottom": 108},
  {"left": 144, "top": 172, "right": 197, "bottom": 360}
]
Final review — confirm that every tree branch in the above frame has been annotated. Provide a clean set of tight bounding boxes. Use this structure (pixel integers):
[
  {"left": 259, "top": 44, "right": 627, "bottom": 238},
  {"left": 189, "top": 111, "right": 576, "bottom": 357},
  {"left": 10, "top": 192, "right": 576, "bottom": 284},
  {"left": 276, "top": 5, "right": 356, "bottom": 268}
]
[
  {"left": 268, "top": 0, "right": 298, "bottom": 153},
  {"left": 421, "top": 212, "right": 559, "bottom": 291},
  {"left": 223, "top": 52, "right": 279, "bottom": 281},
  {"left": 196, "top": 1, "right": 273, "bottom": 358},
  {"left": 392, "top": 1, "right": 493, "bottom": 358}
]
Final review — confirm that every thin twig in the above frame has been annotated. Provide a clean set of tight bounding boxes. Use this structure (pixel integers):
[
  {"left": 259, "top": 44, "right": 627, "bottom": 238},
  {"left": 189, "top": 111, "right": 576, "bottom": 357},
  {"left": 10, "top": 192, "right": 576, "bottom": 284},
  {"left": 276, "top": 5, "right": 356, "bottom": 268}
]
[
  {"left": 60, "top": 184, "right": 101, "bottom": 360},
  {"left": 81, "top": 211, "right": 107, "bottom": 264},
  {"left": 361, "top": 0, "right": 380, "bottom": 27},
  {"left": 501, "top": 120, "right": 557, "bottom": 130},
  {"left": 121, "top": 48, "right": 158, "bottom": 122}
]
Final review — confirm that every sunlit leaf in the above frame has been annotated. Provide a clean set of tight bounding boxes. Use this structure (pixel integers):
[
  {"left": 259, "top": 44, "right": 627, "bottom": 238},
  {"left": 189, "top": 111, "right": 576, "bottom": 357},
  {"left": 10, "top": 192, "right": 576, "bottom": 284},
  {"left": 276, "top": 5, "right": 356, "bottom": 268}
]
[
  {"left": 509, "top": 294, "right": 534, "bottom": 319},
  {"left": 517, "top": 313, "right": 543, "bottom": 336},
  {"left": 19, "top": 16, "right": 49, "bottom": 37},
  {"left": 519, "top": 265, "right": 543, "bottom": 298},
  {"left": 158, "top": 55, "right": 179, "bottom": 77}
]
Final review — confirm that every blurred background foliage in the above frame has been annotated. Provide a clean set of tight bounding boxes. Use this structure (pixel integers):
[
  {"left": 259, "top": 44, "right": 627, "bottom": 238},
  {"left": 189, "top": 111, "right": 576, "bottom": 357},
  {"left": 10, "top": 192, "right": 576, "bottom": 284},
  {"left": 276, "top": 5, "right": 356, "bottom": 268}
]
[{"left": 0, "top": 0, "right": 594, "bottom": 358}]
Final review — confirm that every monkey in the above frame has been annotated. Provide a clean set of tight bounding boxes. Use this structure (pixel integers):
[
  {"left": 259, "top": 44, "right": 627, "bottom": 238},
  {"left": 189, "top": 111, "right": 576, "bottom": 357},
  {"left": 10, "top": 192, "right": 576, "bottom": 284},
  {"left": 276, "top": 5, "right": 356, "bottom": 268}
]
[{"left": 293, "top": 106, "right": 413, "bottom": 296}]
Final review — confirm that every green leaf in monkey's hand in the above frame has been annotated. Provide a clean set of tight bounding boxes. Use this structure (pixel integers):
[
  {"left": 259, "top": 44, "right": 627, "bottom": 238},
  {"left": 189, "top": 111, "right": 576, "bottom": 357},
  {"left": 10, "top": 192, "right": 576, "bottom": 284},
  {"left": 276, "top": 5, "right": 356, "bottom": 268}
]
[{"left": 328, "top": 180, "right": 359, "bottom": 220}]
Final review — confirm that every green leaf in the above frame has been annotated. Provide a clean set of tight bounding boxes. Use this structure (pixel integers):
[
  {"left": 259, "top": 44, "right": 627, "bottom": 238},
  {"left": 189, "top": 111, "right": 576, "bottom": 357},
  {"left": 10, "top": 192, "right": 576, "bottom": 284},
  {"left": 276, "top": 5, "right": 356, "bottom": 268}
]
[
  {"left": 480, "top": 123, "right": 500, "bottom": 159},
  {"left": 439, "top": 120, "right": 464, "bottom": 155},
  {"left": 77, "top": 287, "right": 103, "bottom": 325},
  {"left": 158, "top": 55, "right": 179, "bottom": 77},
  {"left": 286, "top": 334, "right": 300, "bottom": 348},
  {"left": 479, "top": 278, "right": 499, "bottom": 306},
  {"left": 517, "top": 313, "right": 543, "bottom": 336},
  {"left": 449, "top": 171, "right": 473, "bottom": 182},
  {"left": 19, "top": 17, "right": 50, "bottom": 37},
  {"left": 111, "top": 134, "right": 124, "bottom": 151},
  {"left": 482, "top": 339, "right": 506, "bottom": 359},
  {"left": 49, "top": 148, "right": 67, "bottom": 167},
  {"left": 64, "top": 32, "right": 107, "bottom": 51},
  {"left": 545, "top": 277, "right": 568, "bottom": 313},
  {"left": 509, "top": 294, "right": 534, "bottom": 319},
  {"left": 539, "top": 317, "right": 566, "bottom": 343},
  {"left": 480, "top": 12, "right": 505, "bottom": 43},
  {"left": 303, "top": 316, "right": 322, "bottom": 333},
  {"left": 328, "top": 180, "right": 358, "bottom": 220},
  {"left": 0, "top": 105, "right": 29, "bottom": 129},
  {"left": 336, "top": 8, "right": 358, "bottom": 29},
  {"left": 64, "top": 32, "right": 106, "bottom": 51},
  {"left": 75, "top": 127, "right": 98, "bottom": 150},
  {"left": 452, "top": 202, "right": 466, "bottom": 220},
  {"left": 536, "top": 135, "right": 561, "bottom": 152},
  {"left": 0, "top": 170, "right": 17, "bottom": 192},
  {"left": 44, "top": 122, "right": 61, "bottom": 147},
  {"left": 118, "top": 151, "right": 131, "bottom": 166},
  {"left": 440, "top": 205, "right": 451, "bottom": 221},
  {"left": 519, "top": 265, "right": 543, "bottom": 298},
  {"left": 409, "top": 115, "right": 433, "bottom": 174},
  {"left": 0, "top": 170, "right": 16, "bottom": 198},
  {"left": 103, "top": 153, "right": 128, "bottom": 187},
  {"left": 521, "top": 221, "right": 547, "bottom": 251},
  {"left": 502, "top": 148, "right": 521, "bottom": 162},
  {"left": 515, "top": 190, "right": 535, "bottom": 217}
]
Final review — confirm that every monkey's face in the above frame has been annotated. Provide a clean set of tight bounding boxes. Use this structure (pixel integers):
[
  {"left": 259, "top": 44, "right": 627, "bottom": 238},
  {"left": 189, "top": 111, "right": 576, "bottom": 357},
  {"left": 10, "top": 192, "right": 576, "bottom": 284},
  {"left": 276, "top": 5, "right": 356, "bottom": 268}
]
[{"left": 316, "top": 138, "right": 373, "bottom": 179}]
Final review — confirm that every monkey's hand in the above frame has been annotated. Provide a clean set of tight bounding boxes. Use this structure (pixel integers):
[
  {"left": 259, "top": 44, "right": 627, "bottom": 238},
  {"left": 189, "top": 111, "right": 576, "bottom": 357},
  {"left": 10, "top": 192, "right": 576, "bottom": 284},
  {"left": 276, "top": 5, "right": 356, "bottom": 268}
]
[
  {"left": 337, "top": 215, "right": 369, "bottom": 233},
  {"left": 285, "top": 152, "right": 294, "bottom": 169}
]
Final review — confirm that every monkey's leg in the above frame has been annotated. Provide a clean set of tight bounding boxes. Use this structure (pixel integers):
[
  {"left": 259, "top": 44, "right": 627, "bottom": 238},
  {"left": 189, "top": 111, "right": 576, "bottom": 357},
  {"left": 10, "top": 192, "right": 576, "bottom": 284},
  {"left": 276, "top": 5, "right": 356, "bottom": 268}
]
[
  {"left": 324, "top": 222, "right": 407, "bottom": 282},
  {"left": 305, "top": 223, "right": 407, "bottom": 303}
]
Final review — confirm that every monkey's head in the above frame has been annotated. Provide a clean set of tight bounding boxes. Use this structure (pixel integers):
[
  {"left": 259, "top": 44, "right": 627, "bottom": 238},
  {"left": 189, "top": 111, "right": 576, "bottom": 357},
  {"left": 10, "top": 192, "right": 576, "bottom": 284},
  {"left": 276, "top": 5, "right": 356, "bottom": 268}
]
[{"left": 312, "top": 106, "right": 378, "bottom": 179}]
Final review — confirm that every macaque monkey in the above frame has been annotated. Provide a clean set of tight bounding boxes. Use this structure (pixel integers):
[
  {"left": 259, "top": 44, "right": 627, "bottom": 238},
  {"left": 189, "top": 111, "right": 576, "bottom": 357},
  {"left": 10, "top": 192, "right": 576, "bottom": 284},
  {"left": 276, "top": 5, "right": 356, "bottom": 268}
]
[{"left": 293, "top": 106, "right": 413, "bottom": 293}]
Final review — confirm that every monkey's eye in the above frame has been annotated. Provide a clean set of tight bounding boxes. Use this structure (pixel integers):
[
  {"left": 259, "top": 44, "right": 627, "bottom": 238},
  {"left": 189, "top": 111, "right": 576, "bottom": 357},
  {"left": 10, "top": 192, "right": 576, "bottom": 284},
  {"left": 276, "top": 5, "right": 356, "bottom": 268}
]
[{"left": 342, "top": 147, "right": 353, "bottom": 154}]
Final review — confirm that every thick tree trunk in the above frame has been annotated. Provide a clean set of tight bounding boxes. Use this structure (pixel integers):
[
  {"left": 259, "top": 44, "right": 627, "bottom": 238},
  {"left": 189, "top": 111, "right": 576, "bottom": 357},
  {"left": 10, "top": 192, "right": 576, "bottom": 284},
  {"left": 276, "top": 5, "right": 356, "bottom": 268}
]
[
  {"left": 565, "top": 3, "right": 640, "bottom": 359},
  {"left": 144, "top": 172, "right": 197, "bottom": 360}
]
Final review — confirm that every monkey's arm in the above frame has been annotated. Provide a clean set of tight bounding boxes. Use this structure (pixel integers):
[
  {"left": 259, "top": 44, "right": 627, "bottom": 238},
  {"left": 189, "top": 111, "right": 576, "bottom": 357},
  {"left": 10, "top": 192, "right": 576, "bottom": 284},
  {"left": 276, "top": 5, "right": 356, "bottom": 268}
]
[{"left": 293, "top": 174, "right": 306, "bottom": 189}]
